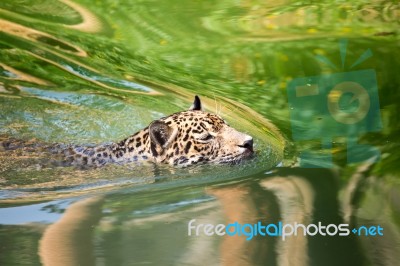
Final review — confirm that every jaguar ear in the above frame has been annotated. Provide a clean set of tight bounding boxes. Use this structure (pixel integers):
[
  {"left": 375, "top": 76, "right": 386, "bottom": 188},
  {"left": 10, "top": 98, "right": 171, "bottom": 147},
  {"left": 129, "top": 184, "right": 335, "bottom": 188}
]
[
  {"left": 149, "top": 120, "right": 177, "bottom": 149},
  {"left": 189, "top": 95, "right": 202, "bottom": 111}
]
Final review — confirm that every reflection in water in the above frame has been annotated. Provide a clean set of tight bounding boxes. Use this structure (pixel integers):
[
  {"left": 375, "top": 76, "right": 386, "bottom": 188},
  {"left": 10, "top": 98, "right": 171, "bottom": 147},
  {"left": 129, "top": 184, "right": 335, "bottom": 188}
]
[
  {"left": 207, "top": 183, "right": 278, "bottom": 266},
  {"left": 187, "top": 167, "right": 398, "bottom": 266},
  {"left": 0, "top": 18, "right": 87, "bottom": 56},
  {"left": 202, "top": 168, "right": 356, "bottom": 266},
  {"left": 342, "top": 162, "right": 400, "bottom": 266},
  {"left": 39, "top": 196, "right": 104, "bottom": 266},
  {"left": 0, "top": 10, "right": 162, "bottom": 96},
  {"left": 262, "top": 168, "right": 363, "bottom": 266},
  {"left": 26, "top": 165, "right": 399, "bottom": 266},
  {"left": 3, "top": 150, "right": 400, "bottom": 265},
  {"left": 60, "top": 0, "right": 102, "bottom": 33},
  {"left": 0, "top": 62, "right": 52, "bottom": 86},
  {"left": 260, "top": 174, "right": 314, "bottom": 266}
]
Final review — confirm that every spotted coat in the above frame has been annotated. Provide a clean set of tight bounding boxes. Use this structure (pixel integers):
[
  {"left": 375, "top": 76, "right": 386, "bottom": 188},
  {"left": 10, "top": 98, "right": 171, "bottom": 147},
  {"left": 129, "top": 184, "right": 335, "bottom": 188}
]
[{"left": 4, "top": 96, "right": 254, "bottom": 167}]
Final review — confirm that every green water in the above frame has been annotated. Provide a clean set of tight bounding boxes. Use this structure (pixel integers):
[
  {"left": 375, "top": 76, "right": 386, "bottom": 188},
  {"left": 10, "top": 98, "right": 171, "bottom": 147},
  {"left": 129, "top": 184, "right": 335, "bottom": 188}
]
[{"left": 0, "top": 1, "right": 399, "bottom": 265}]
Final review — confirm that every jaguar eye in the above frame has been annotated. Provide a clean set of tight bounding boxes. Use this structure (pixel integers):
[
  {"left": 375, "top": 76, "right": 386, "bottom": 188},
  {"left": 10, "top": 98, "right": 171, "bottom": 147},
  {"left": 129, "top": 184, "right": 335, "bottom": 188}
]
[{"left": 199, "top": 133, "right": 214, "bottom": 141}]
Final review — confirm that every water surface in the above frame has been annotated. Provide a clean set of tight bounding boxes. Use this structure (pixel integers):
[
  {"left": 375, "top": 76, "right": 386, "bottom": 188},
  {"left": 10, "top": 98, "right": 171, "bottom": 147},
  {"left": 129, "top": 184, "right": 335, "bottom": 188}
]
[{"left": 0, "top": 1, "right": 399, "bottom": 265}]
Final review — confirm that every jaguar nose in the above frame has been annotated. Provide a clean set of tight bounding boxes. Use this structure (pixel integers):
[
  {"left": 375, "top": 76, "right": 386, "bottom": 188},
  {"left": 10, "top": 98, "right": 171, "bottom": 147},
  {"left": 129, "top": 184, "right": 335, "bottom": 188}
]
[{"left": 240, "top": 138, "right": 253, "bottom": 152}]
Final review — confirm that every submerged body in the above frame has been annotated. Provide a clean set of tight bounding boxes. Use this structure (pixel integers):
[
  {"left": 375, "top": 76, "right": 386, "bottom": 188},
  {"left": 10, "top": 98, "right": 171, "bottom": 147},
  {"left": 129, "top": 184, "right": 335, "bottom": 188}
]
[{"left": 1, "top": 96, "right": 254, "bottom": 167}]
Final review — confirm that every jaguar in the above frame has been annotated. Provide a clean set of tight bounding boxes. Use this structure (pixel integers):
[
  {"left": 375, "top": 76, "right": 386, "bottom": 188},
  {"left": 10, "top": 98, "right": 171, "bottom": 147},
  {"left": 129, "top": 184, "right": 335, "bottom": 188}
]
[{"left": 1, "top": 96, "right": 254, "bottom": 167}]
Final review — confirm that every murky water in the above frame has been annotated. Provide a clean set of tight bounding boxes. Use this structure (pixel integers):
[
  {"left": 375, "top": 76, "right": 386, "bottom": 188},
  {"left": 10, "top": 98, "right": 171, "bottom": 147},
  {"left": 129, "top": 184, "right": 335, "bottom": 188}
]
[{"left": 0, "top": 1, "right": 399, "bottom": 265}]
